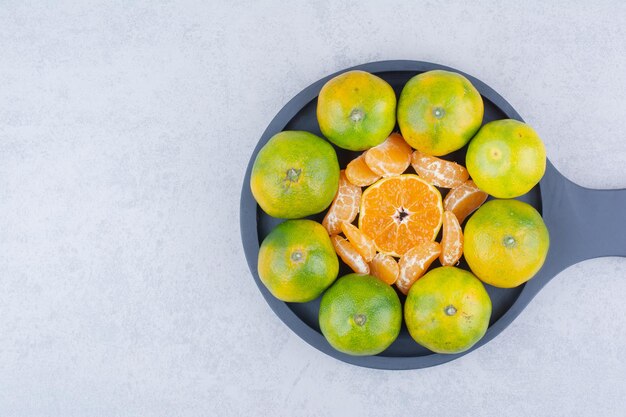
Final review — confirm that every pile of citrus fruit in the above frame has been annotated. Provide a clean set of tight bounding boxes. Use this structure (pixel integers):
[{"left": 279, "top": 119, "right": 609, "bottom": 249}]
[{"left": 251, "top": 69, "right": 550, "bottom": 356}]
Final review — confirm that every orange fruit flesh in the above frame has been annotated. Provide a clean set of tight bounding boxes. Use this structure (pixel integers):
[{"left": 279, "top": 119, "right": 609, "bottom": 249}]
[
  {"left": 440, "top": 210, "right": 464, "bottom": 266},
  {"left": 323, "top": 170, "right": 362, "bottom": 235},
  {"left": 411, "top": 150, "right": 469, "bottom": 188},
  {"left": 345, "top": 153, "right": 381, "bottom": 187},
  {"left": 396, "top": 241, "right": 441, "bottom": 295},
  {"left": 364, "top": 133, "right": 412, "bottom": 177},
  {"left": 443, "top": 179, "right": 488, "bottom": 224},
  {"left": 369, "top": 253, "right": 399, "bottom": 285},
  {"left": 359, "top": 175, "right": 443, "bottom": 257},
  {"left": 330, "top": 235, "right": 370, "bottom": 274},
  {"left": 340, "top": 222, "right": 376, "bottom": 262}
]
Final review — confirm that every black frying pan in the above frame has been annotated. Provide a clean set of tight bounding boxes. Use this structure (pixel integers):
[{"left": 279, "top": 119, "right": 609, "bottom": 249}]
[{"left": 240, "top": 60, "right": 626, "bottom": 370}]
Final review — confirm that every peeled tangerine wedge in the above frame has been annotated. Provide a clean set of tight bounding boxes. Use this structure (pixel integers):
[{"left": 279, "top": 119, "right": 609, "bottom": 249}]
[
  {"left": 331, "top": 235, "right": 369, "bottom": 274},
  {"left": 443, "top": 179, "right": 488, "bottom": 224},
  {"left": 440, "top": 210, "right": 463, "bottom": 266},
  {"left": 369, "top": 253, "right": 399, "bottom": 285},
  {"left": 396, "top": 241, "right": 441, "bottom": 295},
  {"left": 411, "top": 150, "right": 469, "bottom": 188},
  {"left": 364, "top": 133, "right": 412, "bottom": 177},
  {"left": 323, "top": 171, "right": 362, "bottom": 235},
  {"left": 345, "top": 153, "right": 381, "bottom": 187},
  {"left": 340, "top": 222, "right": 376, "bottom": 262}
]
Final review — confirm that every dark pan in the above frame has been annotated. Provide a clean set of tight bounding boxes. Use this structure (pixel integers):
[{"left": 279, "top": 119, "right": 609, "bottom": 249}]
[{"left": 240, "top": 60, "right": 626, "bottom": 370}]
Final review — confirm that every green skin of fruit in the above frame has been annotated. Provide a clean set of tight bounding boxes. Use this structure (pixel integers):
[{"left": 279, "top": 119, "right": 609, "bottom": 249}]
[
  {"left": 258, "top": 220, "right": 339, "bottom": 303},
  {"left": 404, "top": 266, "right": 492, "bottom": 354},
  {"left": 317, "top": 70, "right": 397, "bottom": 151},
  {"left": 397, "top": 70, "right": 484, "bottom": 156},
  {"left": 466, "top": 119, "right": 546, "bottom": 198},
  {"left": 464, "top": 199, "right": 550, "bottom": 288},
  {"left": 319, "top": 274, "right": 402, "bottom": 356},
  {"left": 250, "top": 131, "right": 340, "bottom": 219}
]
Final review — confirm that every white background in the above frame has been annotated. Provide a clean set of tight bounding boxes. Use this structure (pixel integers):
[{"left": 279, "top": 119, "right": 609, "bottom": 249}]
[{"left": 1, "top": 1, "right": 625, "bottom": 416}]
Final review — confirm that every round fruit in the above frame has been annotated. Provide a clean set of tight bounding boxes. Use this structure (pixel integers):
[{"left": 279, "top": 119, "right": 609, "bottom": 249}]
[
  {"left": 258, "top": 220, "right": 339, "bottom": 302},
  {"left": 317, "top": 70, "right": 396, "bottom": 151},
  {"left": 466, "top": 119, "right": 546, "bottom": 198},
  {"left": 251, "top": 131, "right": 340, "bottom": 218},
  {"left": 405, "top": 266, "right": 492, "bottom": 354},
  {"left": 319, "top": 274, "right": 402, "bottom": 356},
  {"left": 464, "top": 199, "right": 549, "bottom": 288},
  {"left": 397, "top": 70, "right": 484, "bottom": 156},
  {"left": 359, "top": 174, "right": 443, "bottom": 257}
]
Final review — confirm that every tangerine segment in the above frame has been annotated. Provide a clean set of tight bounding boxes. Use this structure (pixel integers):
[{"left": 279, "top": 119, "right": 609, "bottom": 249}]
[
  {"left": 331, "top": 235, "right": 370, "bottom": 274},
  {"left": 364, "top": 133, "right": 412, "bottom": 177},
  {"left": 440, "top": 211, "right": 463, "bottom": 266},
  {"left": 340, "top": 222, "right": 376, "bottom": 262},
  {"left": 396, "top": 241, "right": 441, "bottom": 295},
  {"left": 359, "top": 174, "right": 443, "bottom": 257},
  {"left": 323, "top": 171, "right": 362, "bottom": 235},
  {"left": 443, "top": 179, "right": 488, "bottom": 224},
  {"left": 411, "top": 150, "right": 469, "bottom": 188},
  {"left": 345, "top": 153, "right": 381, "bottom": 187},
  {"left": 369, "top": 253, "right": 399, "bottom": 285}
]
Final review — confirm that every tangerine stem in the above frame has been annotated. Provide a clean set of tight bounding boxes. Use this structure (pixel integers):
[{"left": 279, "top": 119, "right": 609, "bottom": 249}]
[
  {"left": 444, "top": 305, "right": 457, "bottom": 316},
  {"left": 353, "top": 313, "right": 367, "bottom": 326}
]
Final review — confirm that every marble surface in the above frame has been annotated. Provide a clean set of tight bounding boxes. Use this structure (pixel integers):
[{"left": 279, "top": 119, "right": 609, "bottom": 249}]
[{"left": 1, "top": 1, "right": 625, "bottom": 416}]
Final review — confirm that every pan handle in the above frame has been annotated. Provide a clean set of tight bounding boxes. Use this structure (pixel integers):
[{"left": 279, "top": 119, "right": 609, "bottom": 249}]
[{"left": 541, "top": 161, "right": 626, "bottom": 271}]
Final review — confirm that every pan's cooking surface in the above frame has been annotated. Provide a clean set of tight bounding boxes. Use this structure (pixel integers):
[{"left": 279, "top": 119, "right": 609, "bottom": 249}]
[{"left": 242, "top": 61, "right": 545, "bottom": 368}]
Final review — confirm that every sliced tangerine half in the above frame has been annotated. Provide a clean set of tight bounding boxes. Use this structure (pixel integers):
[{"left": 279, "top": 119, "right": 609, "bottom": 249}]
[
  {"left": 359, "top": 174, "right": 443, "bottom": 257},
  {"left": 345, "top": 153, "right": 381, "bottom": 187},
  {"left": 443, "top": 179, "right": 488, "bottom": 224},
  {"left": 364, "top": 133, "right": 412, "bottom": 177},
  {"left": 411, "top": 150, "right": 469, "bottom": 188},
  {"left": 323, "top": 170, "right": 362, "bottom": 235},
  {"left": 440, "top": 210, "right": 463, "bottom": 266},
  {"left": 331, "top": 235, "right": 370, "bottom": 274}
]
